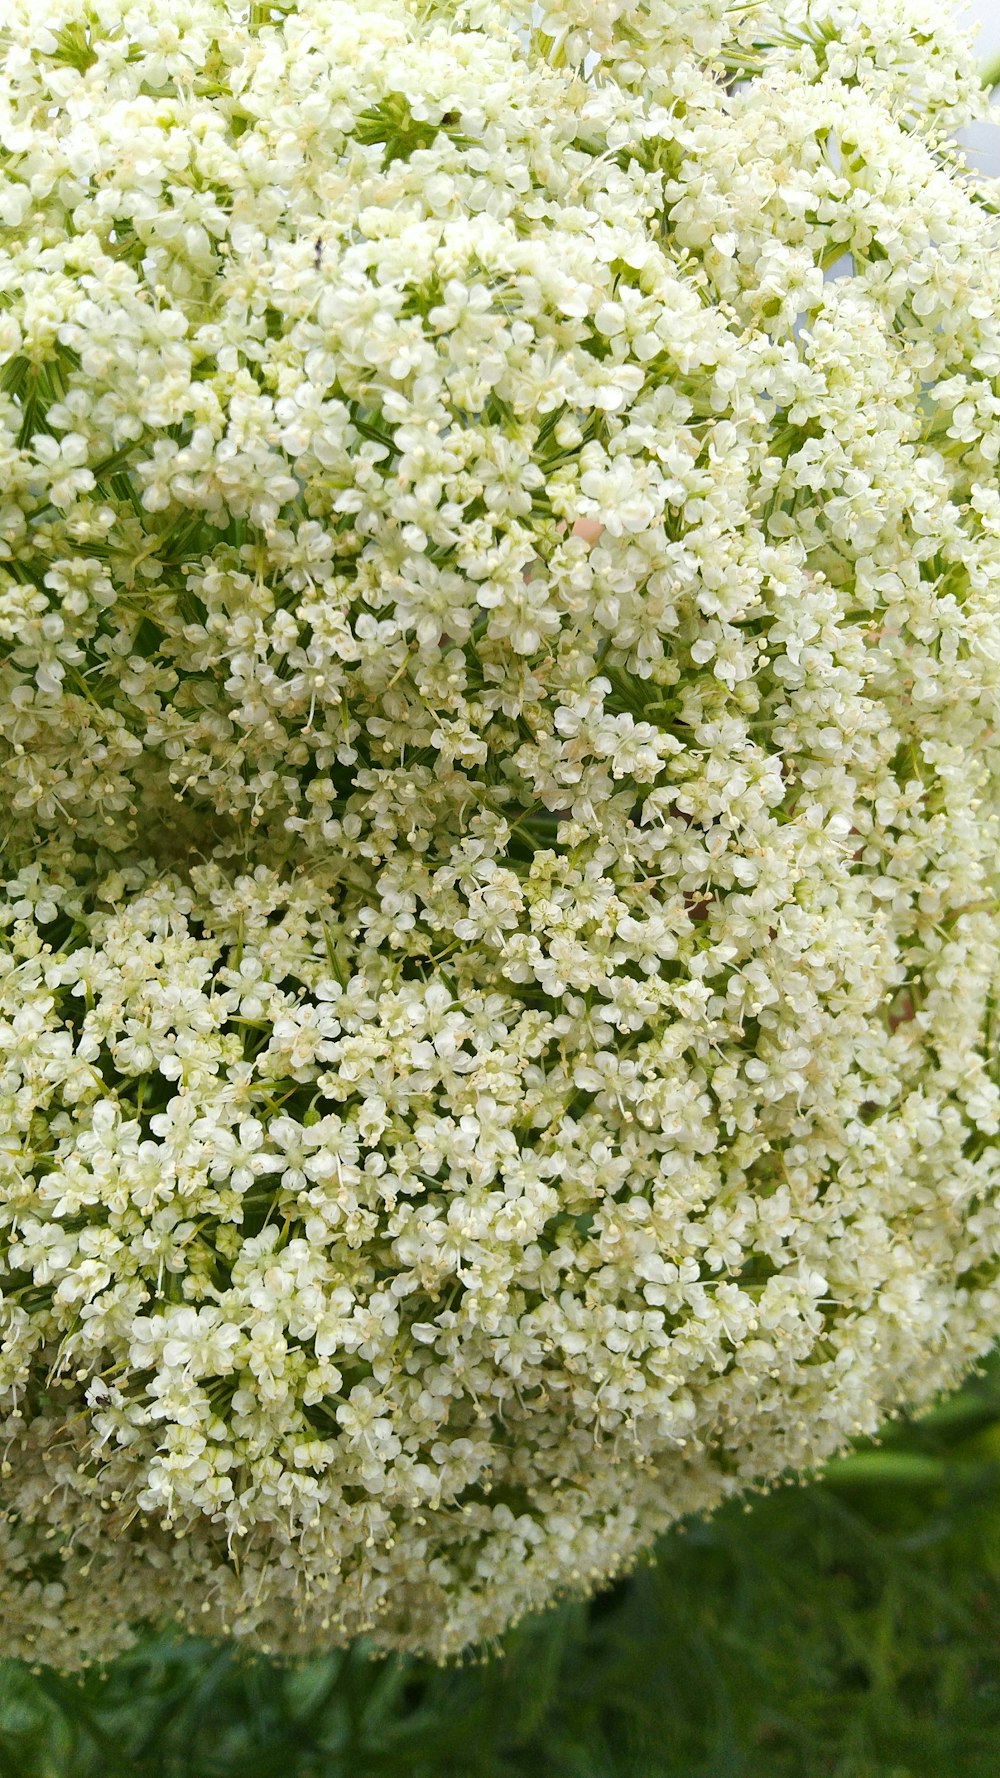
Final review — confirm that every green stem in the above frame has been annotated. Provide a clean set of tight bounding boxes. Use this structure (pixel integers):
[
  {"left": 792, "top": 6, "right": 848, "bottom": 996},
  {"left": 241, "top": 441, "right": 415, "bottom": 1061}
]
[{"left": 981, "top": 51, "right": 1000, "bottom": 92}]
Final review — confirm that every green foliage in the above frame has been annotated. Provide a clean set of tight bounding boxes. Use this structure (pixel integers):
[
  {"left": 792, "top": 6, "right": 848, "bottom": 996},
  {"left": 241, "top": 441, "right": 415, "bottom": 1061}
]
[{"left": 3, "top": 1357, "right": 1000, "bottom": 1778}]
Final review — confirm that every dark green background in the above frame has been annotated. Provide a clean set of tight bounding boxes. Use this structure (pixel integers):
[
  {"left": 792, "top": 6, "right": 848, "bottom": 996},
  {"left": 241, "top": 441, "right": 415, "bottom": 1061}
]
[{"left": 2, "top": 1357, "right": 999, "bottom": 1778}]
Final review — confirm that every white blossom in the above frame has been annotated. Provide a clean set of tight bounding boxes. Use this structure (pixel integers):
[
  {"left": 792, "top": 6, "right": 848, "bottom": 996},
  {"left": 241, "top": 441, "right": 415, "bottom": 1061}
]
[{"left": 0, "top": 0, "right": 999, "bottom": 1670}]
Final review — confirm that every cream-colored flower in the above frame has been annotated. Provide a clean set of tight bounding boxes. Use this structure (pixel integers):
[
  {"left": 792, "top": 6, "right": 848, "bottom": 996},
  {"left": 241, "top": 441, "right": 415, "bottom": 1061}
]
[{"left": 0, "top": 0, "right": 998, "bottom": 1671}]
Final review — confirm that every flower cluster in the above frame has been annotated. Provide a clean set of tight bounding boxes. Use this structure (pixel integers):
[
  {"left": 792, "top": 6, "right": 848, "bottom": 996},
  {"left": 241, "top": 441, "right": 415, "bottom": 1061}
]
[{"left": 1, "top": 0, "right": 1000, "bottom": 1666}]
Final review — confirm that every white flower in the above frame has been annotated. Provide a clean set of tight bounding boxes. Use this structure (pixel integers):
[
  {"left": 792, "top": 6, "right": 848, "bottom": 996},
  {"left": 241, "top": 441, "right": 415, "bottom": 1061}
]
[{"left": 0, "top": 0, "right": 998, "bottom": 1675}]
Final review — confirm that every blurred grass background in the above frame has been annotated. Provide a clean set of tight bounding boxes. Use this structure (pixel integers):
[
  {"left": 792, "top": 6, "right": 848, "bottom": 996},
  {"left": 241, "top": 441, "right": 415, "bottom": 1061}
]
[{"left": 2, "top": 1353, "right": 1000, "bottom": 1778}]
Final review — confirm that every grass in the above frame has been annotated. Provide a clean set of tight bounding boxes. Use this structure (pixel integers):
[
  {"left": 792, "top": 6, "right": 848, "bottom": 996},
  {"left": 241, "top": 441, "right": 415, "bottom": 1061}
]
[{"left": 3, "top": 1357, "right": 1000, "bottom": 1778}]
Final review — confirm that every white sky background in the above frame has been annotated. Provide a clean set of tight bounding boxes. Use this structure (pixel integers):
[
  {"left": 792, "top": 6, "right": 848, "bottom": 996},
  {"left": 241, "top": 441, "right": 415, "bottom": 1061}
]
[
  {"left": 960, "top": 0, "right": 1000, "bottom": 174},
  {"left": 964, "top": 0, "right": 1000, "bottom": 57}
]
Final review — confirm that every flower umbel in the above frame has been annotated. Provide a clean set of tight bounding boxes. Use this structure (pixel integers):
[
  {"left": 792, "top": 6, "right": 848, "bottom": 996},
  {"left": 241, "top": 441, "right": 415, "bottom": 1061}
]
[{"left": 1, "top": 0, "right": 1000, "bottom": 1665}]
